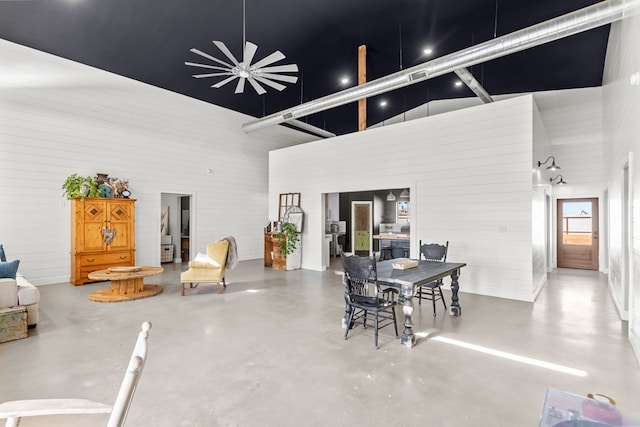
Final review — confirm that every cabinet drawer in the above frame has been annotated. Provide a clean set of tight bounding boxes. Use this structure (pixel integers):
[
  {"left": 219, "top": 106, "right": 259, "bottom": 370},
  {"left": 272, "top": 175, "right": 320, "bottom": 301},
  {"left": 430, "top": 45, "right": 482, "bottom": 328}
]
[{"left": 79, "top": 252, "right": 132, "bottom": 266}]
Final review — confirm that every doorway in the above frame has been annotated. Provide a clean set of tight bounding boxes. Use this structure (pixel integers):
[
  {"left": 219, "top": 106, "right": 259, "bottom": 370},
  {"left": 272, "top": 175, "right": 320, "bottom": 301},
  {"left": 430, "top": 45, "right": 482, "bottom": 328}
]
[
  {"left": 557, "top": 198, "right": 599, "bottom": 270},
  {"left": 160, "top": 193, "right": 192, "bottom": 263},
  {"left": 351, "top": 201, "right": 372, "bottom": 256}
]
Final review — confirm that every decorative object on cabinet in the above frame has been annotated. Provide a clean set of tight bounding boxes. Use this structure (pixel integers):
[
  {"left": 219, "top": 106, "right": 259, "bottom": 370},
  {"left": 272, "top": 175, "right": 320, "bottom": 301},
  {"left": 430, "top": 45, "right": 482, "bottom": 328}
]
[
  {"left": 70, "top": 198, "right": 136, "bottom": 285},
  {"left": 62, "top": 173, "right": 100, "bottom": 200},
  {"left": 276, "top": 222, "right": 299, "bottom": 256}
]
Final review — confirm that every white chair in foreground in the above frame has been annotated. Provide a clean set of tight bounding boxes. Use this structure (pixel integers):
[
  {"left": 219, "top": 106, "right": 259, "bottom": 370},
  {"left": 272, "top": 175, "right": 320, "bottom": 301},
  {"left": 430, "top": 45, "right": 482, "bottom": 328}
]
[{"left": 0, "top": 321, "right": 152, "bottom": 427}]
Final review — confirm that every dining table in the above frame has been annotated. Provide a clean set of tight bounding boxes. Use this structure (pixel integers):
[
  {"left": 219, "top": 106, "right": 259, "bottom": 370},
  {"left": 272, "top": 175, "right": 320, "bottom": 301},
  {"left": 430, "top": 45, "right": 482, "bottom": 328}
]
[{"left": 374, "top": 258, "right": 467, "bottom": 348}]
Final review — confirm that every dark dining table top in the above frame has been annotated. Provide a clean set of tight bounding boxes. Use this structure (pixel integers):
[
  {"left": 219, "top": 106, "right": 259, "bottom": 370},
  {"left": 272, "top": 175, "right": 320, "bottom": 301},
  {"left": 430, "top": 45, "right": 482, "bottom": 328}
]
[{"left": 376, "top": 259, "right": 467, "bottom": 288}]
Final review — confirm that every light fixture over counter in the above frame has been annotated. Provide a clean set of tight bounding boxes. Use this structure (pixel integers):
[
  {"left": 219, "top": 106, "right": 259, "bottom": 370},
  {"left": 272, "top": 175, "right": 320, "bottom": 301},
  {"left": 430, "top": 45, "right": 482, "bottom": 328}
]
[
  {"left": 399, "top": 188, "right": 410, "bottom": 198},
  {"left": 538, "top": 156, "right": 560, "bottom": 171},
  {"left": 386, "top": 191, "right": 396, "bottom": 201}
]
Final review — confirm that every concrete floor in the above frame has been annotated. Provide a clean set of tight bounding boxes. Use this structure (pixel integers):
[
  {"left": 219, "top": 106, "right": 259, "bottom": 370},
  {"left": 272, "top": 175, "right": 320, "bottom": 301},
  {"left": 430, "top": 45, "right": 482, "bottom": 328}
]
[{"left": 1, "top": 260, "right": 640, "bottom": 426}]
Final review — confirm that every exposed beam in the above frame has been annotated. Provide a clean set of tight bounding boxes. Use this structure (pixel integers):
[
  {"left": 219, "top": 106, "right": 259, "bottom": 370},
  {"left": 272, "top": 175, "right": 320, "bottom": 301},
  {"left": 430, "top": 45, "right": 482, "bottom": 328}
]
[
  {"left": 358, "top": 45, "right": 367, "bottom": 131},
  {"left": 454, "top": 68, "right": 494, "bottom": 103}
]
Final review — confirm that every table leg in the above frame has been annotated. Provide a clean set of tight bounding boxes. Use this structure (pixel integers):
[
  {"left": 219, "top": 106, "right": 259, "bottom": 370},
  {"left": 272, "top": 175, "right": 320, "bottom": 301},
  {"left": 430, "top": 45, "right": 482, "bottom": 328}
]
[
  {"left": 400, "top": 284, "right": 416, "bottom": 347},
  {"left": 449, "top": 269, "right": 462, "bottom": 316}
]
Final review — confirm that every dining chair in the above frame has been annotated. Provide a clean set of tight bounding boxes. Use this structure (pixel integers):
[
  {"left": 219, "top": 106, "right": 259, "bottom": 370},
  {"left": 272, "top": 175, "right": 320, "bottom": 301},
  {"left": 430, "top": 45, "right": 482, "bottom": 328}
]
[
  {"left": 0, "top": 321, "right": 152, "bottom": 427},
  {"left": 342, "top": 254, "right": 399, "bottom": 349},
  {"left": 416, "top": 240, "right": 449, "bottom": 315}
]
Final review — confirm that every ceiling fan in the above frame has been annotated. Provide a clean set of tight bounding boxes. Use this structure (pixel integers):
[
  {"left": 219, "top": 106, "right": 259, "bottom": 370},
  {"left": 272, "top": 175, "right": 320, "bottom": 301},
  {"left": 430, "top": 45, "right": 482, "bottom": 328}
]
[
  {"left": 185, "top": 40, "right": 298, "bottom": 95},
  {"left": 184, "top": 0, "right": 298, "bottom": 95}
]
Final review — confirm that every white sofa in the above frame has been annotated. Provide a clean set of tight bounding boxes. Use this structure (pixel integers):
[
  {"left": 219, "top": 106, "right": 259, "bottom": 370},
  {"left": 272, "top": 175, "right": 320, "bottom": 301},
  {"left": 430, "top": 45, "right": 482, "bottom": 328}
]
[{"left": 0, "top": 272, "right": 40, "bottom": 327}]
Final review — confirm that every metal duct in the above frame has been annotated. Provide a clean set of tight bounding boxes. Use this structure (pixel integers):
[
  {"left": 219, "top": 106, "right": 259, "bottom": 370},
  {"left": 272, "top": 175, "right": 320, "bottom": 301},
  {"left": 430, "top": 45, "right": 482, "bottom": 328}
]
[
  {"left": 454, "top": 68, "right": 494, "bottom": 103},
  {"left": 243, "top": 0, "right": 639, "bottom": 133}
]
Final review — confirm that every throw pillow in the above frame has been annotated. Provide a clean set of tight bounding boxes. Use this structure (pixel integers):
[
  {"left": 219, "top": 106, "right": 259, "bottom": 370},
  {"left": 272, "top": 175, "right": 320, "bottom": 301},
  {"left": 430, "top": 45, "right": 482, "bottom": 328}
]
[
  {"left": 0, "top": 244, "right": 6, "bottom": 262},
  {"left": 0, "top": 259, "right": 20, "bottom": 279}
]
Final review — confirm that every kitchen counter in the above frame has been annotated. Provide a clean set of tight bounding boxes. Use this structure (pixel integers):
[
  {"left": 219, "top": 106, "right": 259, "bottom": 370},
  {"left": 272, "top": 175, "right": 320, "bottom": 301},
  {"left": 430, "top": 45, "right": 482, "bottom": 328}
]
[{"left": 373, "top": 234, "right": 410, "bottom": 241}]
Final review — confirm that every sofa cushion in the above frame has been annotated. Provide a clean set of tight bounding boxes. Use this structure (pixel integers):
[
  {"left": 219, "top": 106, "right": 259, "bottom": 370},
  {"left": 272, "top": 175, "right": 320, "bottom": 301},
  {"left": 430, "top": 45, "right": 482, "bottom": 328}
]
[
  {"left": 0, "top": 244, "right": 6, "bottom": 262},
  {"left": 0, "top": 278, "right": 19, "bottom": 307},
  {"left": 16, "top": 275, "right": 40, "bottom": 305},
  {"left": 0, "top": 260, "right": 20, "bottom": 279}
]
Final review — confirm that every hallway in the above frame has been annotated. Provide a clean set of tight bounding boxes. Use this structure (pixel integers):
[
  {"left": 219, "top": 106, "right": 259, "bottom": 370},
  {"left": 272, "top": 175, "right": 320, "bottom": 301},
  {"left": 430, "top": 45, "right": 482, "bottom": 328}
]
[{"left": 1, "top": 262, "right": 639, "bottom": 426}]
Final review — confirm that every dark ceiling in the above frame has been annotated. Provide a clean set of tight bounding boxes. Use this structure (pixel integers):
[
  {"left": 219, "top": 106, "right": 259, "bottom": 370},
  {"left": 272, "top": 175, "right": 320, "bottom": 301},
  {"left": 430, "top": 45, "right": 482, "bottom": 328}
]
[{"left": 0, "top": 0, "right": 610, "bottom": 136}]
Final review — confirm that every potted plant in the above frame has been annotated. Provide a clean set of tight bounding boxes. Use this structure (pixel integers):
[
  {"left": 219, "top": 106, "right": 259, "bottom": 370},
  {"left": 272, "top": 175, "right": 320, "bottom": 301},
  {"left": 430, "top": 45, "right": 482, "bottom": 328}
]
[
  {"left": 276, "top": 222, "right": 300, "bottom": 256},
  {"left": 62, "top": 173, "right": 100, "bottom": 200}
]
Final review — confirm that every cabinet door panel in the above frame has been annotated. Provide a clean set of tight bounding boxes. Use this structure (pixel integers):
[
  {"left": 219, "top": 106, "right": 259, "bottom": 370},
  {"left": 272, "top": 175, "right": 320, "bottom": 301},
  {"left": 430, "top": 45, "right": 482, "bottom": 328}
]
[
  {"left": 80, "top": 200, "right": 106, "bottom": 252},
  {"left": 108, "top": 201, "right": 134, "bottom": 251}
]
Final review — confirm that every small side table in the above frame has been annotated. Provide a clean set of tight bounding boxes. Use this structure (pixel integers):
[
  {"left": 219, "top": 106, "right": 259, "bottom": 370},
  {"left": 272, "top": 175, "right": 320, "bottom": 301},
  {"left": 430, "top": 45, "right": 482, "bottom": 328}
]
[
  {"left": 0, "top": 307, "right": 27, "bottom": 343},
  {"left": 88, "top": 266, "right": 163, "bottom": 302}
]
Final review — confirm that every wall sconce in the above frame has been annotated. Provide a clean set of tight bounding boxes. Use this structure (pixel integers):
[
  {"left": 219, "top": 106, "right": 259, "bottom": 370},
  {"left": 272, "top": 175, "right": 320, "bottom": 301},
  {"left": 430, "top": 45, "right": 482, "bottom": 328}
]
[
  {"left": 537, "top": 156, "right": 560, "bottom": 171},
  {"left": 550, "top": 175, "right": 567, "bottom": 185},
  {"left": 399, "top": 188, "right": 410, "bottom": 198},
  {"left": 386, "top": 191, "right": 396, "bottom": 201}
]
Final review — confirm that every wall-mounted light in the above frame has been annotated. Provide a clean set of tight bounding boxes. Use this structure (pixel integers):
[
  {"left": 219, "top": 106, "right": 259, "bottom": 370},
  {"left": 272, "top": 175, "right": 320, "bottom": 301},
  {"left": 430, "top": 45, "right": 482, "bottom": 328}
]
[
  {"left": 386, "top": 191, "right": 396, "bottom": 201},
  {"left": 550, "top": 175, "right": 567, "bottom": 185},
  {"left": 537, "top": 156, "right": 560, "bottom": 171},
  {"left": 399, "top": 188, "right": 410, "bottom": 198}
]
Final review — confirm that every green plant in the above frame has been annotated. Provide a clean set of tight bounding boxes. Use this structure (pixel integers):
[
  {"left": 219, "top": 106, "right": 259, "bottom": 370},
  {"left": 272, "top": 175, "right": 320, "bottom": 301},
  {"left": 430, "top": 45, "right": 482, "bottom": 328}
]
[
  {"left": 62, "top": 173, "right": 100, "bottom": 200},
  {"left": 276, "top": 222, "right": 299, "bottom": 256}
]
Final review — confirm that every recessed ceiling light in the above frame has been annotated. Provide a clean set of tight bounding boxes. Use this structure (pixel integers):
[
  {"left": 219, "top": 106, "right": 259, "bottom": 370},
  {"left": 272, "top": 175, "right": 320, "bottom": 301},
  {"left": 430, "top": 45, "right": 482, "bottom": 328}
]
[
  {"left": 454, "top": 81, "right": 463, "bottom": 87},
  {"left": 380, "top": 100, "right": 387, "bottom": 107},
  {"left": 423, "top": 47, "right": 433, "bottom": 55},
  {"left": 340, "top": 77, "right": 350, "bottom": 85}
]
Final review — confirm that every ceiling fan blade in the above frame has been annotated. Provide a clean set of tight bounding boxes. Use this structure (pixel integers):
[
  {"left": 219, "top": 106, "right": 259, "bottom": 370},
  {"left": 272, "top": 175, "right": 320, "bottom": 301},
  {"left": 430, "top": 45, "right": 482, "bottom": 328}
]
[
  {"left": 189, "top": 48, "right": 233, "bottom": 68},
  {"left": 213, "top": 41, "right": 241, "bottom": 66},
  {"left": 253, "top": 76, "right": 287, "bottom": 92},
  {"left": 250, "top": 50, "right": 285, "bottom": 69},
  {"left": 247, "top": 77, "right": 267, "bottom": 95},
  {"left": 184, "top": 62, "right": 229, "bottom": 72},
  {"left": 243, "top": 41, "right": 258, "bottom": 68},
  {"left": 235, "top": 77, "right": 246, "bottom": 94},
  {"left": 212, "top": 75, "right": 239, "bottom": 88},
  {"left": 257, "top": 73, "right": 298, "bottom": 84},
  {"left": 258, "top": 64, "right": 298, "bottom": 73},
  {"left": 193, "top": 72, "right": 233, "bottom": 79}
]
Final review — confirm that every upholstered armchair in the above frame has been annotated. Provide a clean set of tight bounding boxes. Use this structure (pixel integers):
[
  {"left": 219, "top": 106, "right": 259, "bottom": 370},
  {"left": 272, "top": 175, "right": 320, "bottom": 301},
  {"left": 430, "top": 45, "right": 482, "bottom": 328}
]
[{"left": 180, "top": 240, "right": 229, "bottom": 296}]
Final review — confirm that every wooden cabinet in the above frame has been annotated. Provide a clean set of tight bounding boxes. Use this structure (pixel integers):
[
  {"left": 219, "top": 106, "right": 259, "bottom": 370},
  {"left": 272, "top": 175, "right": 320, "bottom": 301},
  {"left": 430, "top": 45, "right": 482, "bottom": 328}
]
[
  {"left": 263, "top": 232, "right": 300, "bottom": 270},
  {"left": 71, "top": 198, "right": 136, "bottom": 285}
]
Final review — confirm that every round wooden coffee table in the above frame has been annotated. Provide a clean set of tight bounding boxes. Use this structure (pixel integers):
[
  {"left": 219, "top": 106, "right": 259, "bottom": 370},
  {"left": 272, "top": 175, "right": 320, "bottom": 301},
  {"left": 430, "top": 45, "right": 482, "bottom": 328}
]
[{"left": 88, "top": 266, "right": 164, "bottom": 302}]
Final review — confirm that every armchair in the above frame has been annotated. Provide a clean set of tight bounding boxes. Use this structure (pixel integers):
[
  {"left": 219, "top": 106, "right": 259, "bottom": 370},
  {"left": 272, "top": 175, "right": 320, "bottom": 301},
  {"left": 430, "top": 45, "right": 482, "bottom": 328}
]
[{"left": 180, "top": 240, "right": 229, "bottom": 296}]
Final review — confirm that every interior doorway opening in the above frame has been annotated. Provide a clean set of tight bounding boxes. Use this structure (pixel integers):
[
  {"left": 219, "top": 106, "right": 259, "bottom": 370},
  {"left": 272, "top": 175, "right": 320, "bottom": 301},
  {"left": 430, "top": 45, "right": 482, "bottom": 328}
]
[{"left": 160, "top": 193, "right": 193, "bottom": 264}]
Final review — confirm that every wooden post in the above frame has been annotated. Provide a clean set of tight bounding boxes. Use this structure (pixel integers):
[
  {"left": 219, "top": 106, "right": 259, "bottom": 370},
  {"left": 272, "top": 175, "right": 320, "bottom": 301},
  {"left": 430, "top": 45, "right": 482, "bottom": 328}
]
[{"left": 358, "top": 45, "right": 366, "bottom": 131}]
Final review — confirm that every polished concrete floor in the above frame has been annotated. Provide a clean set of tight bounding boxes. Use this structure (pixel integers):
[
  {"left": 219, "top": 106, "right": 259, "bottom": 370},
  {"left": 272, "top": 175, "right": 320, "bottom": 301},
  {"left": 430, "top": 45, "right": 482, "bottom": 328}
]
[{"left": 2, "top": 260, "right": 640, "bottom": 426}]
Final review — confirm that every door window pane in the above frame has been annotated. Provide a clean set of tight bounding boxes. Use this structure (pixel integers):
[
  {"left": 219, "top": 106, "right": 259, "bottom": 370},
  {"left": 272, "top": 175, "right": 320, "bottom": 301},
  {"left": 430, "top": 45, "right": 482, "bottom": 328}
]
[{"left": 562, "top": 201, "right": 592, "bottom": 246}]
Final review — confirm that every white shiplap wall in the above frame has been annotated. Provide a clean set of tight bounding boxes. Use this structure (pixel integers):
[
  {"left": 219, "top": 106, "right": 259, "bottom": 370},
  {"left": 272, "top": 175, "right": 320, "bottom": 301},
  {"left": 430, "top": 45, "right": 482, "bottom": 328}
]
[
  {"left": 0, "top": 39, "right": 317, "bottom": 285},
  {"left": 270, "top": 95, "right": 539, "bottom": 301},
  {"left": 602, "top": 12, "right": 640, "bottom": 361}
]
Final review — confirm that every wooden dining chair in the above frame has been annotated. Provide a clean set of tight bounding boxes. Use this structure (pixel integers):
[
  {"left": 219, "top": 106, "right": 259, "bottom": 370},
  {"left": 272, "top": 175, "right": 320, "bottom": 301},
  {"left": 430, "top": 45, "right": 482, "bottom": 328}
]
[
  {"left": 416, "top": 241, "right": 449, "bottom": 315},
  {"left": 0, "top": 322, "right": 152, "bottom": 427},
  {"left": 342, "top": 254, "right": 399, "bottom": 349}
]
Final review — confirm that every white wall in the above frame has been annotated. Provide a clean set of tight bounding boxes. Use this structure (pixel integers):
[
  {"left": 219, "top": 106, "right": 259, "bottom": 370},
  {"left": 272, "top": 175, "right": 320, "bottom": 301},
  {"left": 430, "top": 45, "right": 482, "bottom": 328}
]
[
  {"left": 0, "top": 39, "right": 317, "bottom": 285},
  {"left": 602, "top": 12, "right": 640, "bottom": 359},
  {"left": 532, "top": 99, "right": 552, "bottom": 297},
  {"left": 271, "top": 95, "right": 539, "bottom": 301}
]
